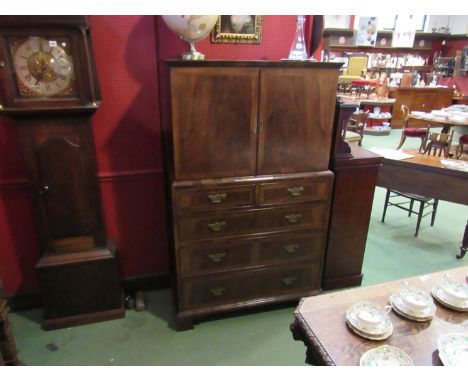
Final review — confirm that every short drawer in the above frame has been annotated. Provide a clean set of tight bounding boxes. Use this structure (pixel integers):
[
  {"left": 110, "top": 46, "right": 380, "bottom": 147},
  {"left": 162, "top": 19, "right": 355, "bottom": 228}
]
[
  {"left": 258, "top": 175, "right": 332, "bottom": 206},
  {"left": 174, "top": 185, "right": 255, "bottom": 211},
  {"left": 177, "top": 203, "right": 328, "bottom": 242},
  {"left": 179, "top": 240, "right": 255, "bottom": 277},
  {"left": 180, "top": 263, "right": 321, "bottom": 310}
]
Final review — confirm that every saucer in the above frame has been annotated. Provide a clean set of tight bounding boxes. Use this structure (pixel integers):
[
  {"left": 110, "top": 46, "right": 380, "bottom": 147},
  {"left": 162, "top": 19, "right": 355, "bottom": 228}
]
[
  {"left": 346, "top": 302, "right": 393, "bottom": 339},
  {"left": 360, "top": 345, "right": 413, "bottom": 366},
  {"left": 431, "top": 285, "right": 468, "bottom": 312},
  {"left": 346, "top": 319, "right": 393, "bottom": 341},
  {"left": 389, "top": 292, "right": 436, "bottom": 321},
  {"left": 438, "top": 333, "right": 468, "bottom": 366}
]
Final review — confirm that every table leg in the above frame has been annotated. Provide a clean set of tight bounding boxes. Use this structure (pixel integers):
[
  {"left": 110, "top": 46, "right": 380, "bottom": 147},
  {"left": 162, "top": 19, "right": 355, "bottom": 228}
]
[{"left": 457, "top": 219, "right": 468, "bottom": 259}]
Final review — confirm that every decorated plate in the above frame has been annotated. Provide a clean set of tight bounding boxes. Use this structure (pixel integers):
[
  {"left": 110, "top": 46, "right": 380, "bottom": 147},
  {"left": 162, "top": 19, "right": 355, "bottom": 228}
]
[
  {"left": 346, "top": 319, "right": 393, "bottom": 341},
  {"left": 432, "top": 285, "right": 468, "bottom": 312},
  {"left": 389, "top": 292, "right": 436, "bottom": 321},
  {"left": 438, "top": 333, "right": 468, "bottom": 366},
  {"left": 360, "top": 345, "right": 413, "bottom": 366}
]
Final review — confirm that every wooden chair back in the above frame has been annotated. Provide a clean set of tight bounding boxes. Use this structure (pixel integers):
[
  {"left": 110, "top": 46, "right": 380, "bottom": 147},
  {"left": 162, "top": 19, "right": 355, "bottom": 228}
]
[{"left": 422, "top": 130, "right": 454, "bottom": 157}]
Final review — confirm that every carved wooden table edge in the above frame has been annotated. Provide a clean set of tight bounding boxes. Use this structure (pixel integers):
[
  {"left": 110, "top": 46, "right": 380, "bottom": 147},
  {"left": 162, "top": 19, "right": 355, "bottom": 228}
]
[{"left": 290, "top": 298, "right": 335, "bottom": 366}]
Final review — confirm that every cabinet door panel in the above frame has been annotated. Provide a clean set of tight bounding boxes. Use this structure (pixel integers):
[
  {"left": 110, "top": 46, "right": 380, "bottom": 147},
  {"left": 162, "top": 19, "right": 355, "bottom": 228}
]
[
  {"left": 257, "top": 68, "right": 338, "bottom": 174},
  {"left": 171, "top": 67, "right": 259, "bottom": 180}
]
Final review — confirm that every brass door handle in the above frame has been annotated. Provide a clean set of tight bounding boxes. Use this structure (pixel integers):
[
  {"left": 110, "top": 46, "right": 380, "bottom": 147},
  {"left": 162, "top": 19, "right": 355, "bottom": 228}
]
[
  {"left": 283, "top": 244, "right": 299, "bottom": 253},
  {"left": 288, "top": 186, "right": 304, "bottom": 197},
  {"left": 285, "top": 214, "right": 301, "bottom": 224},
  {"left": 208, "top": 193, "right": 227, "bottom": 204},
  {"left": 208, "top": 221, "right": 226, "bottom": 232},
  {"left": 210, "top": 287, "right": 226, "bottom": 297},
  {"left": 282, "top": 276, "right": 297, "bottom": 286},
  {"left": 208, "top": 252, "right": 226, "bottom": 263}
]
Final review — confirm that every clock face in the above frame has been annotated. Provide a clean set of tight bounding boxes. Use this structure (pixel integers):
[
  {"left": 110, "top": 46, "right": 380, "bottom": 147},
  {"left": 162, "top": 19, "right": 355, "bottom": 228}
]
[{"left": 9, "top": 36, "right": 77, "bottom": 97}]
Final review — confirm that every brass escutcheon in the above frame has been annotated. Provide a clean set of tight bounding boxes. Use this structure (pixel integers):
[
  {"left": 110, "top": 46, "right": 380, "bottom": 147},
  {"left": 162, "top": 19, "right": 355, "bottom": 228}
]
[
  {"left": 208, "top": 193, "right": 227, "bottom": 203},
  {"left": 288, "top": 186, "right": 304, "bottom": 197},
  {"left": 208, "top": 252, "right": 226, "bottom": 263},
  {"left": 283, "top": 244, "right": 299, "bottom": 253},
  {"left": 208, "top": 221, "right": 226, "bottom": 232},
  {"left": 285, "top": 214, "right": 301, "bottom": 224},
  {"left": 210, "top": 287, "right": 226, "bottom": 296}
]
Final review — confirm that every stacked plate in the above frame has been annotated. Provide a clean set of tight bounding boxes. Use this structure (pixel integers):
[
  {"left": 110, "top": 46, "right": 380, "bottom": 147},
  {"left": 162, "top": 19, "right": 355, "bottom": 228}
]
[
  {"left": 438, "top": 333, "right": 468, "bottom": 366},
  {"left": 389, "top": 285, "right": 436, "bottom": 321},
  {"left": 346, "top": 301, "right": 393, "bottom": 340},
  {"left": 360, "top": 345, "right": 413, "bottom": 366},
  {"left": 431, "top": 274, "right": 468, "bottom": 312}
]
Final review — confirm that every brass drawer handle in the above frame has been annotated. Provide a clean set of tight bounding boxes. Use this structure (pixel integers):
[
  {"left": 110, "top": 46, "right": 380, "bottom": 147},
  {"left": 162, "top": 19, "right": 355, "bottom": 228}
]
[
  {"left": 208, "top": 193, "right": 227, "bottom": 204},
  {"left": 285, "top": 214, "right": 301, "bottom": 224},
  {"left": 208, "top": 221, "right": 226, "bottom": 232},
  {"left": 288, "top": 186, "right": 304, "bottom": 197},
  {"left": 208, "top": 252, "right": 226, "bottom": 263},
  {"left": 210, "top": 287, "right": 226, "bottom": 297},
  {"left": 283, "top": 244, "right": 299, "bottom": 253},
  {"left": 282, "top": 276, "right": 297, "bottom": 286}
]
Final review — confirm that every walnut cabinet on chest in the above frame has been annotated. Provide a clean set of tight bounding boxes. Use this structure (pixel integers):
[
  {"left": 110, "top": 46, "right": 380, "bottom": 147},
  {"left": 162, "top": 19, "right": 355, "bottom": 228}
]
[{"left": 167, "top": 61, "right": 340, "bottom": 330}]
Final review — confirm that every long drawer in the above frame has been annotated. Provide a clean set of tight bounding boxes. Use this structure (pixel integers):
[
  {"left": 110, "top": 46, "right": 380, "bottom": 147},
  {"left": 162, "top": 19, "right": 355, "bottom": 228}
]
[
  {"left": 178, "top": 231, "right": 324, "bottom": 277},
  {"left": 180, "top": 263, "right": 321, "bottom": 310},
  {"left": 176, "top": 203, "right": 328, "bottom": 242}
]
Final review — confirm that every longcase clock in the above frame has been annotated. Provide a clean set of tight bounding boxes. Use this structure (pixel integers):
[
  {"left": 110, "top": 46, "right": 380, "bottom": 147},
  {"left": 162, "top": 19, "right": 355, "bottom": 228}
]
[{"left": 0, "top": 16, "right": 124, "bottom": 330}]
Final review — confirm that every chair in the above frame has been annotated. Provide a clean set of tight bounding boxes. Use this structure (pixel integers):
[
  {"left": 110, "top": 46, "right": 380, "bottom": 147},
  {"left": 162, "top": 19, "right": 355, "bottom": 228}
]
[
  {"left": 338, "top": 54, "right": 368, "bottom": 91},
  {"left": 422, "top": 130, "right": 454, "bottom": 158},
  {"left": 456, "top": 134, "right": 468, "bottom": 159},
  {"left": 342, "top": 111, "right": 369, "bottom": 146},
  {"left": 396, "top": 105, "right": 430, "bottom": 151}
]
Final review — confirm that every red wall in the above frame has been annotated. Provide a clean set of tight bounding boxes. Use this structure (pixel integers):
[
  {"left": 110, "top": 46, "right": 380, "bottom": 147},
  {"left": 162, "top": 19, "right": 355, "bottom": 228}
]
[{"left": 0, "top": 15, "right": 315, "bottom": 297}]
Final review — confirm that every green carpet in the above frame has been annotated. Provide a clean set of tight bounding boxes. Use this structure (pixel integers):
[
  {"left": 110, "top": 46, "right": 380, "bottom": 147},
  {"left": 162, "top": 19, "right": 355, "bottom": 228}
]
[{"left": 8, "top": 129, "right": 467, "bottom": 365}]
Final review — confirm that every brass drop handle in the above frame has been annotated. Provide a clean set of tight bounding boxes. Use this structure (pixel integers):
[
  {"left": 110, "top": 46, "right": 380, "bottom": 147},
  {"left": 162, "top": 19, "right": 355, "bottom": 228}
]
[
  {"left": 208, "top": 252, "right": 226, "bottom": 263},
  {"left": 38, "top": 185, "right": 49, "bottom": 196},
  {"left": 288, "top": 186, "right": 304, "bottom": 197},
  {"left": 208, "top": 221, "right": 226, "bottom": 232},
  {"left": 208, "top": 193, "right": 227, "bottom": 204},
  {"left": 285, "top": 214, "right": 301, "bottom": 224},
  {"left": 210, "top": 287, "right": 226, "bottom": 297},
  {"left": 282, "top": 276, "right": 297, "bottom": 286},
  {"left": 283, "top": 244, "right": 299, "bottom": 253}
]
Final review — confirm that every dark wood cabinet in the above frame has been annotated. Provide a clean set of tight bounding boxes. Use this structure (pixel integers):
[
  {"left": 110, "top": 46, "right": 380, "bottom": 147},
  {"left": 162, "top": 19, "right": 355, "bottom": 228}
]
[
  {"left": 0, "top": 17, "right": 124, "bottom": 330},
  {"left": 167, "top": 61, "right": 341, "bottom": 330}
]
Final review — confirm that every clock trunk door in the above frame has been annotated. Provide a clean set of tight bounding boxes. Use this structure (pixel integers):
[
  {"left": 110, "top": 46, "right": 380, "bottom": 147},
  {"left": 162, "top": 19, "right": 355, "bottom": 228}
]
[
  {"left": 19, "top": 117, "right": 105, "bottom": 253},
  {"left": 257, "top": 68, "right": 338, "bottom": 175},
  {"left": 171, "top": 67, "right": 259, "bottom": 180}
]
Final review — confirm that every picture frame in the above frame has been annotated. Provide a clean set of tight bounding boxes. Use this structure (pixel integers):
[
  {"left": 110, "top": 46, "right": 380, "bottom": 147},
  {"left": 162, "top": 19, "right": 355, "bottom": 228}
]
[{"left": 211, "top": 16, "right": 263, "bottom": 44}]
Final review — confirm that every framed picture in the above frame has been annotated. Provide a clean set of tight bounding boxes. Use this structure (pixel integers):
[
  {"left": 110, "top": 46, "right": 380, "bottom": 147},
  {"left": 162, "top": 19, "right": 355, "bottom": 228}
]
[
  {"left": 355, "top": 17, "right": 379, "bottom": 46},
  {"left": 211, "top": 16, "right": 263, "bottom": 44}
]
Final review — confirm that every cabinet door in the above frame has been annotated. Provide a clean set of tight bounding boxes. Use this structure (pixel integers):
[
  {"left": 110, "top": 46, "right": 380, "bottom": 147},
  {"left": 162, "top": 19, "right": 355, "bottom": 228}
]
[
  {"left": 171, "top": 67, "right": 259, "bottom": 180},
  {"left": 257, "top": 68, "right": 338, "bottom": 175}
]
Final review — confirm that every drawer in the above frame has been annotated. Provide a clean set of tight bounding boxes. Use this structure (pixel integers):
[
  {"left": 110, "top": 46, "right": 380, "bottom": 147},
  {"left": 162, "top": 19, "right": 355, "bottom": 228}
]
[
  {"left": 174, "top": 185, "right": 255, "bottom": 211},
  {"left": 180, "top": 263, "right": 321, "bottom": 310},
  {"left": 179, "top": 240, "right": 255, "bottom": 277},
  {"left": 177, "top": 203, "right": 328, "bottom": 242},
  {"left": 258, "top": 175, "right": 332, "bottom": 206}
]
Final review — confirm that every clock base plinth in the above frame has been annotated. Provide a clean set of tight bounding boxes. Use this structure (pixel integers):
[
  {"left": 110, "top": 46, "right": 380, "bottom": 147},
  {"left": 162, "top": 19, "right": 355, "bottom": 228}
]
[{"left": 36, "top": 240, "right": 125, "bottom": 331}]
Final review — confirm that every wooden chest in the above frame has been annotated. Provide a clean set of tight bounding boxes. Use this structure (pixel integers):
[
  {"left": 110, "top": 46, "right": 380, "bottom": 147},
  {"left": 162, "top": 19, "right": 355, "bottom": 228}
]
[{"left": 167, "top": 61, "right": 341, "bottom": 330}]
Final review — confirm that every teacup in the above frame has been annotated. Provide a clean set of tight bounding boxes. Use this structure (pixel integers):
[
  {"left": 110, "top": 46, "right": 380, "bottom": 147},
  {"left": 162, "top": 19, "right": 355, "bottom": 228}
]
[
  {"left": 382, "top": 122, "right": 390, "bottom": 128},
  {"left": 441, "top": 274, "right": 468, "bottom": 304},
  {"left": 355, "top": 303, "right": 391, "bottom": 328},
  {"left": 399, "top": 286, "right": 431, "bottom": 312}
]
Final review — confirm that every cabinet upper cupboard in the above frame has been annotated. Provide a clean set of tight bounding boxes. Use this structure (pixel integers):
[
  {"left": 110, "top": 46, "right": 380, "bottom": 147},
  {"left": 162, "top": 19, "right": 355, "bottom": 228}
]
[{"left": 169, "top": 61, "right": 341, "bottom": 180}]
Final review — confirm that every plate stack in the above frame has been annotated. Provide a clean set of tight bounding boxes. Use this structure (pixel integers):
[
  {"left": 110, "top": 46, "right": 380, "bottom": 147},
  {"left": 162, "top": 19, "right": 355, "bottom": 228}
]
[
  {"left": 389, "top": 285, "right": 436, "bottom": 321},
  {"left": 431, "top": 274, "right": 468, "bottom": 312},
  {"left": 346, "top": 301, "right": 393, "bottom": 340},
  {"left": 438, "top": 333, "right": 468, "bottom": 366}
]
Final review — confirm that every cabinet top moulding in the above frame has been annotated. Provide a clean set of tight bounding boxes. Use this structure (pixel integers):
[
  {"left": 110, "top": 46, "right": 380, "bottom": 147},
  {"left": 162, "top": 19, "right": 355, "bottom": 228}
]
[{"left": 166, "top": 60, "right": 343, "bottom": 69}]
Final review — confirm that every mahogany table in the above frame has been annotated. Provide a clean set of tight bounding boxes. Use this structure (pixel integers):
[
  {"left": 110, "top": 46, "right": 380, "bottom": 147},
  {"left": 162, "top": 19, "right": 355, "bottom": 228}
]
[
  {"left": 409, "top": 112, "right": 468, "bottom": 134},
  {"left": 290, "top": 266, "right": 468, "bottom": 366},
  {"left": 376, "top": 149, "right": 468, "bottom": 259}
]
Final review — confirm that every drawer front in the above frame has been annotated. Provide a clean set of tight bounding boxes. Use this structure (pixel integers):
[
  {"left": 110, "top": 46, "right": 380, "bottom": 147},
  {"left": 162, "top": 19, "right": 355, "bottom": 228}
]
[
  {"left": 258, "top": 176, "right": 332, "bottom": 206},
  {"left": 174, "top": 185, "right": 255, "bottom": 211},
  {"left": 180, "top": 263, "right": 321, "bottom": 310},
  {"left": 258, "top": 231, "right": 324, "bottom": 264},
  {"left": 177, "top": 203, "right": 328, "bottom": 242},
  {"left": 179, "top": 241, "right": 255, "bottom": 277}
]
